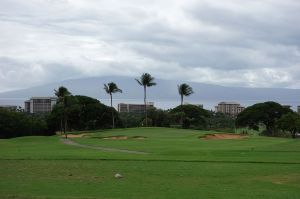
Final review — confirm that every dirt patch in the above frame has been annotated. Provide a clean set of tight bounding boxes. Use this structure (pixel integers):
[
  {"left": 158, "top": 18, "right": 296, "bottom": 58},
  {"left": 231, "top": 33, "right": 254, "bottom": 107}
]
[
  {"left": 201, "top": 134, "right": 247, "bottom": 140},
  {"left": 102, "top": 136, "right": 128, "bottom": 140}
]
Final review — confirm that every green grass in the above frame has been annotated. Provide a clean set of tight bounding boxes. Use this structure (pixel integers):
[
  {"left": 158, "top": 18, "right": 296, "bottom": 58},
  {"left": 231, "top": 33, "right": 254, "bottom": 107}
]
[{"left": 1, "top": 127, "right": 300, "bottom": 199}]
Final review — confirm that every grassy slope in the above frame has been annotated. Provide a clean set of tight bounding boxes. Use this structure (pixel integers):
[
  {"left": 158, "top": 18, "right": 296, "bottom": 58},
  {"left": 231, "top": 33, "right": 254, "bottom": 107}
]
[
  {"left": 73, "top": 128, "right": 300, "bottom": 163},
  {"left": 1, "top": 127, "right": 300, "bottom": 199}
]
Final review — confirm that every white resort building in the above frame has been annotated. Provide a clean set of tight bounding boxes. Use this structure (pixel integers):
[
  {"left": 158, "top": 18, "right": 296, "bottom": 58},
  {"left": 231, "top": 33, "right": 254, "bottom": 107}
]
[{"left": 25, "top": 97, "right": 57, "bottom": 114}]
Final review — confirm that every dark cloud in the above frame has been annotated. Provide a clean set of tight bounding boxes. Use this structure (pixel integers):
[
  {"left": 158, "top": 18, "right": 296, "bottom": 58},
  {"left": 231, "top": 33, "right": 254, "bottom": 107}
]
[{"left": 0, "top": 0, "right": 299, "bottom": 92}]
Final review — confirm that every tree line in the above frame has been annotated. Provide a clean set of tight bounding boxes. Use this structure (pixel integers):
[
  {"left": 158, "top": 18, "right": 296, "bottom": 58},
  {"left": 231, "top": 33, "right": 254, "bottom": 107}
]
[
  {"left": 0, "top": 72, "right": 202, "bottom": 139},
  {"left": 0, "top": 73, "right": 299, "bottom": 138}
]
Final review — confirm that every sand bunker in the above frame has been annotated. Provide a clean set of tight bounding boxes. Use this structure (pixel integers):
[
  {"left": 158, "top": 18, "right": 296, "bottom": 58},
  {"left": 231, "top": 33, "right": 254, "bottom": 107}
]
[
  {"left": 202, "top": 134, "right": 247, "bottom": 140},
  {"left": 64, "top": 133, "right": 89, "bottom": 138},
  {"left": 101, "top": 136, "right": 147, "bottom": 140},
  {"left": 132, "top": 136, "right": 146, "bottom": 140},
  {"left": 102, "top": 136, "right": 128, "bottom": 140}
]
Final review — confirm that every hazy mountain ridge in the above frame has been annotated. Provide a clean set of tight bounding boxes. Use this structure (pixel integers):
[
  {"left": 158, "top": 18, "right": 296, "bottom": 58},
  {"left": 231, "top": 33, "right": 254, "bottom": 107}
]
[{"left": 1, "top": 76, "right": 300, "bottom": 110}]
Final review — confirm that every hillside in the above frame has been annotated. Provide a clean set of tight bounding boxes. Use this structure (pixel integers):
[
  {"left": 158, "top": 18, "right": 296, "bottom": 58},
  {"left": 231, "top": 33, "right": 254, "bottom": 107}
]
[{"left": 0, "top": 76, "right": 300, "bottom": 110}]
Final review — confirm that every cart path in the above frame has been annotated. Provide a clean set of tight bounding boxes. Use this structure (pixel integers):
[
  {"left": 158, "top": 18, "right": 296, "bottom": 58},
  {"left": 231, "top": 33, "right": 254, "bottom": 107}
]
[{"left": 60, "top": 138, "right": 150, "bottom": 155}]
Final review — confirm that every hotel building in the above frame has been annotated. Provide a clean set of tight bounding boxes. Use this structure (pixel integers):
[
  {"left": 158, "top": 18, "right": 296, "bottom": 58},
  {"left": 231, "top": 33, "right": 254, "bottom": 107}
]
[
  {"left": 118, "top": 102, "right": 154, "bottom": 113},
  {"left": 215, "top": 102, "right": 245, "bottom": 117},
  {"left": 25, "top": 97, "right": 57, "bottom": 114}
]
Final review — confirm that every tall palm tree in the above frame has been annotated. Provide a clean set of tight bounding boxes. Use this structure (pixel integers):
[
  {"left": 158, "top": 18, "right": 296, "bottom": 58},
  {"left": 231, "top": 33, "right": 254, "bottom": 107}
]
[
  {"left": 54, "top": 86, "right": 71, "bottom": 139},
  {"left": 178, "top": 83, "right": 194, "bottom": 107},
  {"left": 104, "top": 82, "right": 122, "bottom": 128},
  {"left": 135, "top": 73, "right": 156, "bottom": 127},
  {"left": 178, "top": 83, "right": 193, "bottom": 127}
]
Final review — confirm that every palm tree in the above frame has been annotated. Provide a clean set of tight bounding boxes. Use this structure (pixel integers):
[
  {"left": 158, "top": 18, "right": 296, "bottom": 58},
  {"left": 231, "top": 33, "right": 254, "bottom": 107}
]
[
  {"left": 54, "top": 86, "right": 71, "bottom": 139},
  {"left": 135, "top": 73, "right": 156, "bottom": 127},
  {"left": 104, "top": 82, "right": 122, "bottom": 128},
  {"left": 178, "top": 83, "right": 193, "bottom": 127},
  {"left": 178, "top": 83, "right": 194, "bottom": 107}
]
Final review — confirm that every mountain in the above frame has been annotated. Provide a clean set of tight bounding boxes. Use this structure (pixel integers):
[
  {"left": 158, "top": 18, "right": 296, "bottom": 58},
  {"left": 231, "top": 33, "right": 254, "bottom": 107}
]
[{"left": 0, "top": 76, "right": 300, "bottom": 110}]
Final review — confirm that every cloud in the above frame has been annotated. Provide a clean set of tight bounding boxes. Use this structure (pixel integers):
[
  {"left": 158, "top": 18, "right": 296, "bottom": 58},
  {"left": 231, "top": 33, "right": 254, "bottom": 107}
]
[{"left": 0, "top": 0, "right": 299, "bottom": 92}]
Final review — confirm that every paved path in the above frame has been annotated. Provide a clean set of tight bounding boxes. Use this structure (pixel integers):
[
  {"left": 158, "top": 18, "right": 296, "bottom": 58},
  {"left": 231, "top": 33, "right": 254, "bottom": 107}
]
[{"left": 60, "top": 138, "right": 149, "bottom": 155}]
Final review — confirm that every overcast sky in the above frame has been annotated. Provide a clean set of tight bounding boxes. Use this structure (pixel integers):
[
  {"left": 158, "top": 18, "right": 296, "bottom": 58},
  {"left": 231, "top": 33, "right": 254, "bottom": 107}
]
[{"left": 0, "top": 0, "right": 300, "bottom": 92}]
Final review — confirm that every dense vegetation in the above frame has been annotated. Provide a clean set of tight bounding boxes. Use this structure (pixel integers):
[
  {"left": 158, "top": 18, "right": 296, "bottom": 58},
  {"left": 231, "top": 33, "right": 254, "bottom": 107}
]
[
  {"left": 2, "top": 99, "right": 299, "bottom": 139},
  {"left": 236, "top": 101, "right": 300, "bottom": 138},
  {"left": 119, "top": 104, "right": 235, "bottom": 131},
  {"left": 0, "top": 95, "right": 121, "bottom": 138},
  {"left": 0, "top": 78, "right": 299, "bottom": 139},
  {"left": 48, "top": 95, "right": 121, "bottom": 132},
  {"left": 0, "top": 108, "right": 52, "bottom": 138}
]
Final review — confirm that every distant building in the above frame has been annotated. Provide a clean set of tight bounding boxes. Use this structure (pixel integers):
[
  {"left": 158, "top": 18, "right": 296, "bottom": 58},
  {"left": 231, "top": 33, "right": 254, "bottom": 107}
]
[
  {"left": 298, "top": 106, "right": 300, "bottom": 114},
  {"left": 0, "top": 105, "right": 18, "bottom": 111},
  {"left": 118, "top": 102, "right": 154, "bottom": 113},
  {"left": 215, "top": 102, "right": 245, "bottom": 117},
  {"left": 25, "top": 97, "right": 57, "bottom": 114}
]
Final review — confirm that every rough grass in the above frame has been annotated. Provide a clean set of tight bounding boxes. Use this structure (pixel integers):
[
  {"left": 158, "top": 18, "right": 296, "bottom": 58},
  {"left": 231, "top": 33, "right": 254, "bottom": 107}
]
[{"left": 1, "top": 127, "right": 300, "bottom": 199}]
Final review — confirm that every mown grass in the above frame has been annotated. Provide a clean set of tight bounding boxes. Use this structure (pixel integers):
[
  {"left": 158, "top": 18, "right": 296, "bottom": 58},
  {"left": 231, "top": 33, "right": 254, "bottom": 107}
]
[{"left": 1, "top": 127, "right": 300, "bottom": 199}]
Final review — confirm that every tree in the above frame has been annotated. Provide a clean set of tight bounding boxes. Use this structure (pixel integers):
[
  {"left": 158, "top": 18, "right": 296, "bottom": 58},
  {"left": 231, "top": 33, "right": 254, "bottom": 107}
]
[
  {"left": 54, "top": 86, "right": 71, "bottom": 138},
  {"left": 178, "top": 83, "right": 194, "bottom": 127},
  {"left": 236, "top": 101, "right": 292, "bottom": 136},
  {"left": 0, "top": 109, "right": 52, "bottom": 138},
  {"left": 147, "top": 108, "right": 170, "bottom": 127},
  {"left": 277, "top": 112, "right": 300, "bottom": 138},
  {"left": 119, "top": 112, "right": 143, "bottom": 128},
  {"left": 48, "top": 95, "right": 120, "bottom": 131},
  {"left": 104, "top": 82, "right": 122, "bottom": 128},
  {"left": 206, "top": 112, "right": 235, "bottom": 131},
  {"left": 178, "top": 83, "right": 194, "bottom": 107},
  {"left": 135, "top": 73, "right": 156, "bottom": 127},
  {"left": 170, "top": 104, "right": 209, "bottom": 129}
]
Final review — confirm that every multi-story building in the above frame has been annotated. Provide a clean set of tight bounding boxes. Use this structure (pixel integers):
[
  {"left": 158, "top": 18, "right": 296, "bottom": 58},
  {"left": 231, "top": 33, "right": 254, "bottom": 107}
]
[
  {"left": 25, "top": 97, "right": 57, "bottom": 114},
  {"left": 215, "top": 102, "right": 245, "bottom": 117},
  {"left": 118, "top": 102, "right": 154, "bottom": 113}
]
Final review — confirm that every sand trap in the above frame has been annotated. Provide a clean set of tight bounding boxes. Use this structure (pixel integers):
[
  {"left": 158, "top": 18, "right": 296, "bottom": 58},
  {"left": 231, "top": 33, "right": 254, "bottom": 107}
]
[
  {"left": 202, "top": 134, "right": 247, "bottom": 140},
  {"left": 132, "top": 136, "right": 146, "bottom": 140},
  {"left": 64, "top": 133, "right": 89, "bottom": 138},
  {"left": 102, "top": 136, "right": 128, "bottom": 140},
  {"left": 101, "top": 136, "right": 147, "bottom": 140}
]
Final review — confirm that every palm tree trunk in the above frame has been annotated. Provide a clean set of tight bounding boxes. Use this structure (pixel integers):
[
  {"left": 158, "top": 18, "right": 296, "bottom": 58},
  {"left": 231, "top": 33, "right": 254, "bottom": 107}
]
[
  {"left": 64, "top": 116, "right": 67, "bottom": 139},
  {"left": 180, "top": 94, "right": 183, "bottom": 128},
  {"left": 60, "top": 118, "right": 63, "bottom": 135},
  {"left": 144, "top": 86, "right": 147, "bottom": 127},
  {"left": 111, "top": 93, "right": 115, "bottom": 128},
  {"left": 63, "top": 110, "right": 66, "bottom": 138},
  {"left": 63, "top": 97, "right": 67, "bottom": 139},
  {"left": 181, "top": 95, "right": 183, "bottom": 108}
]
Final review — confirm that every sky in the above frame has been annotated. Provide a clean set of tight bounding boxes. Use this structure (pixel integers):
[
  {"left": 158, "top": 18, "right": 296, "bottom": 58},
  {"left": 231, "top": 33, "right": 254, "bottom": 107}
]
[{"left": 0, "top": 0, "right": 300, "bottom": 92}]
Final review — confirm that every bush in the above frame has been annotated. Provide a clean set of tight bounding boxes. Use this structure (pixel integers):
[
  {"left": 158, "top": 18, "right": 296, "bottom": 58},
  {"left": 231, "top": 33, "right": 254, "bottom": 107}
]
[
  {"left": 0, "top": 109, "right": 53, "bottom": 138},
  {"left": 47, "top": 95, "right": 121, "bottom": 131}
]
